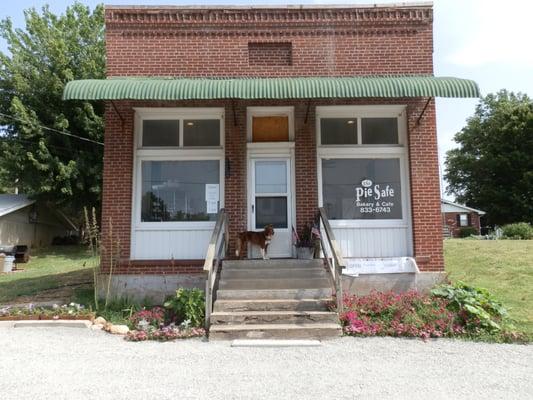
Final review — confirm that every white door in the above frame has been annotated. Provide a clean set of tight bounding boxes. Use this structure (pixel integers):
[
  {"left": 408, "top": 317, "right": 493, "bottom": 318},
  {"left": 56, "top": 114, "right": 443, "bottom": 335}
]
[{"left": 249, "top": 158, "right": 293, "bottom": 258}]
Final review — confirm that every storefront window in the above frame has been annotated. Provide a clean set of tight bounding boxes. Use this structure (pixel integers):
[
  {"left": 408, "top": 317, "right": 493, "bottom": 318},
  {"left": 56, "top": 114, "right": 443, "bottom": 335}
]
[
  {"left": 183, "top": 119, "right": 220, "bottom": 146},
  {"left": 142, "top": 120, "right": 179, "bottom": 147},
  {"left": 322, "top": 158, "right": 402, "bottom": 220},
  {"left": 361, "top": 118, "right": 398, "bottom": 144},
  {"left": 320, "top": 118, "right": 357, "bottom": 145},
  {"left": 141, "top": 160, "right": 220, "bottom": 222}
]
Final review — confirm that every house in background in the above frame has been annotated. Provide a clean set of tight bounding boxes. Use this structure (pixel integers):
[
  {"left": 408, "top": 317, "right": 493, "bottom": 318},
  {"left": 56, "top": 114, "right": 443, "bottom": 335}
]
[
  {"left": 0, "top": 194, "right": 77, "bottom": 247},
  {"left": 441, "top": 199, "right": 485, "bottom": 238},
  {"left": 63, "top": 3, "right": 480, "bottom": 338}
]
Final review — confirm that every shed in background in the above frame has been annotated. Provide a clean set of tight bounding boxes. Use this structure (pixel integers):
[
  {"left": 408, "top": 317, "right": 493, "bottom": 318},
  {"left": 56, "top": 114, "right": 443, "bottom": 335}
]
[{"left": 0, "top": 194, "right": 77, "bottom": 247}]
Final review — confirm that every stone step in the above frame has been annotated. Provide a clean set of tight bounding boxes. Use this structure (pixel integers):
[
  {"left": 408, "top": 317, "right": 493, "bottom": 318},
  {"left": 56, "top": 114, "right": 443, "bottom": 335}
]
[
  {"left": 223, "top": 259, "right": 324, "bottom": 269},
  {"left": 213, "top": 299, "right": 333, "bottom": 312},
  {"left": 220, "top": 268, "right": 327, "bottom": 279},
  {"left": 218, "top": 278, "right": 331, "bottom": 290},
  {"left": 216, "top": 288, "right": 333, "bottom": 300},
  {"left": 209, "top": 323, "right": 342, "bottom": 340},
  {"left": 211, "top": 310, "right": 339, "bottom": 325}
]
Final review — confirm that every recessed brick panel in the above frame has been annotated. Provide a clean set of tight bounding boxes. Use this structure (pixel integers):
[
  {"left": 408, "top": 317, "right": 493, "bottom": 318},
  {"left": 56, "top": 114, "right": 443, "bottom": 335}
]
[{"left": 248, "top": 42, "right": 292, "bottom": 66}]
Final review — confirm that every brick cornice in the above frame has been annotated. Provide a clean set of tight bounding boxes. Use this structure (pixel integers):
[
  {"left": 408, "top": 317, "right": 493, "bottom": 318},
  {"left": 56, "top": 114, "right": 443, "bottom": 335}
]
[{"left": 105, "top": 6, "right": 432, "bottom": 32}]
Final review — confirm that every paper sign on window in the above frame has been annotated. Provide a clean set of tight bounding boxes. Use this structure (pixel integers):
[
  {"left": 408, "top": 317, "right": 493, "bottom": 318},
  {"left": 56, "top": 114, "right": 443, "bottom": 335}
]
[
  {"left": 205, "top": 184, "right": 219, "bottom": 202},
  {"left": 206, "top": 201, "right": 218, "bottom": 214}
]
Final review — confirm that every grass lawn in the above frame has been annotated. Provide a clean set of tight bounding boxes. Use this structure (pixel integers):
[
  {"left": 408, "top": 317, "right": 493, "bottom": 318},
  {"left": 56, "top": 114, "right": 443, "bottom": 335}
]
[
  {"left": 0, "top": 246, "right": 95, "bottom": 304},
  {"left": 444, "top": 239, "right": 533, "bottom": 337}
]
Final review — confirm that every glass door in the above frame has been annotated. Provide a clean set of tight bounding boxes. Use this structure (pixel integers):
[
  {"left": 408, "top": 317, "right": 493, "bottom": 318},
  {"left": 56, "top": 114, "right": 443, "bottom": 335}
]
[{"left": 249, "top": 158, "right": 293, "bottom": 258}]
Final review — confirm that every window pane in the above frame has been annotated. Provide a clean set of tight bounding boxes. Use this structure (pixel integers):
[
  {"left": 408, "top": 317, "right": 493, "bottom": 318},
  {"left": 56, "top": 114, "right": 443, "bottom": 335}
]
[
  {"left": 141, "top": 160, "right": 220, "bottom": 222},
  {"left": 361, "top": 118, "right": 398, "bottom": 144},
  {"left": 320, "top": 118, "right": 357, "bottom": 145},
  {"left": 183, "top": 119, "right": 220, "bottom": 146},
  {"left": 255, "top": 161, "right": 287, "bottom": 193},
  {"left": 459, "top": 214, "right": 468, "bottom": 227},
  {"left": 322, "top": 158, "right": 402, "bottom": 220},
  {"left": 142, "top": 120, "right": 179, "bottom": 147},
  {"left": 252, "top": 116, "right": 289, "bottom": 142},
  {"left": 256, "top": 197, "right": 287, "bottom": 229}
]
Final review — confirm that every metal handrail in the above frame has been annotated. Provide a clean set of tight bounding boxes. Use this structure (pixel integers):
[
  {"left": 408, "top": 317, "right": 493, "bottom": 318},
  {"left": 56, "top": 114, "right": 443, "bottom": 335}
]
[
  {"left": 318, "top": 207, "right": 345, "bottom": 314},
  {"left": 203, "top": 209, "right": 228, "bottom": 329}
]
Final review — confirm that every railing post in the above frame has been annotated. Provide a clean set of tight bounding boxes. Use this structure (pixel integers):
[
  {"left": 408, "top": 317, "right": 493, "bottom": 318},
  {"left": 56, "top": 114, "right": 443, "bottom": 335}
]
[
  {"left": 318, "top": 207, "right": 346, "bottom": 315},
  {"left": 205, "top": 271, "right": 211, "bottom": 330}
]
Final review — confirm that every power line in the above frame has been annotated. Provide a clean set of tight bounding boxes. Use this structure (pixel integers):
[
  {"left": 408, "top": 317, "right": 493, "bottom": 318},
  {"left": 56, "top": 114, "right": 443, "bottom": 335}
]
[
  {"left": 0, "top": 136, "right": 99, "bottom": 155},
  {"left": 0, "top": 112, "right": 104, "bottom": 146}
]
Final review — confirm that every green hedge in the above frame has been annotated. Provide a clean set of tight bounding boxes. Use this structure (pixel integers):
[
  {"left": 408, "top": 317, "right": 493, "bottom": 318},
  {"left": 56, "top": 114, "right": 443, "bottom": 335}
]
[
  {"left": 501, "top": 223, "right": 533, "bottom": 240},
  {"left": 458, "top": 226, "right": 478, "bottom": 238}
]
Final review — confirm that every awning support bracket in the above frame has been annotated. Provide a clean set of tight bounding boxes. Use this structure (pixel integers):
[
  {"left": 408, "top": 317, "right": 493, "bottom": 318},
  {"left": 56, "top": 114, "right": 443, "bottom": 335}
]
[
  {"left": 304, "top": 99, "right": 311, "bottom": 124},
  {"left": 110, "top": 101, "right": 126, "bottom": 129},
  {"left": 416, "top": 97, "right": 433, "bottom": 126},
  {"left": 231, "top": 100, "right": 237, "bottom": 127}
]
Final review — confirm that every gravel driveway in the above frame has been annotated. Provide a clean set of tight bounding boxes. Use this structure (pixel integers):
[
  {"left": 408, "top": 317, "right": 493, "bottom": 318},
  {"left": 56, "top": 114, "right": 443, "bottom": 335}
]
[{"left": 1, "top": 326, "right": 531, "bottom": 400}]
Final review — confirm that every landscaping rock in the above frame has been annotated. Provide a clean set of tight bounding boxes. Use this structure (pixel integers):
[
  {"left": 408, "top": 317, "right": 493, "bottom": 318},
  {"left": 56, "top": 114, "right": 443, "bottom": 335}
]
[
  {"left": 108, "top": 324, "right": 129, "bottom": 335},
  {"left": 93, "top": 316, "right": 106, "bottom": 326}
]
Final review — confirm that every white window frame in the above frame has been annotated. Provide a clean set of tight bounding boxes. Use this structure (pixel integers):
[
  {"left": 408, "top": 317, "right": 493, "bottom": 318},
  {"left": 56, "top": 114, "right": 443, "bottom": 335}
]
[
  {"left": 317, "top": 105, "right": 406, "bottom": 147},
  {"left": 459, "top": 214, "right": 469, "bottom": 227},
  {"left": 246, "top": 106, "right": 295, "bottom": 143},
  {"left": 131, "top": 107, "right": 225, "bottom": 232},
  {"left": 316, "top": 105, "right": 411, "bottom": 229}
]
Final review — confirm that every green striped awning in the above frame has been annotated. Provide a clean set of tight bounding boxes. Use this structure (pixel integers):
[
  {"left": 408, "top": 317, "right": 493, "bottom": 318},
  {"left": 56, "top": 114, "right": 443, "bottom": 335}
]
[{"left": 63, "top": 76, "right": 480, "bottom": 101}]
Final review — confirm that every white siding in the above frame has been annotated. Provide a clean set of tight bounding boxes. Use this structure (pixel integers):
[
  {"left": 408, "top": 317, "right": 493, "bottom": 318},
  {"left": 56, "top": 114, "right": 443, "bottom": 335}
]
[
  {"left": 131, "top": 228, "right": 212, "bottom": 260},
  {"left": 0, "top": 206, "right": 69, "bottom": 247},
  {"left": 332, "top": 226, "right": 411, "bottom": 258}
]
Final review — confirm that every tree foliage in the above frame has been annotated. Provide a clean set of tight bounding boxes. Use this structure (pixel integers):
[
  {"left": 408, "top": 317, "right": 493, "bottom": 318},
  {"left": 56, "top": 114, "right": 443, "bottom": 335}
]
[
  {"left": 445, "top": 90, "right": 533, "bottom": 226},
  {"left": 0, "top": 3, "right": 104, "bottom": 219}
]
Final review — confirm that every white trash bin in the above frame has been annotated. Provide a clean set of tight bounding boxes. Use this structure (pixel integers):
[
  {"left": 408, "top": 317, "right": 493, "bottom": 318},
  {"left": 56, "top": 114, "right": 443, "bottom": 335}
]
[
  {"left": 3, "top": 255, "right": 14, "bottom": 273},
  {"left": 0, "top": 254, "right": 5, "bottom": 272}
]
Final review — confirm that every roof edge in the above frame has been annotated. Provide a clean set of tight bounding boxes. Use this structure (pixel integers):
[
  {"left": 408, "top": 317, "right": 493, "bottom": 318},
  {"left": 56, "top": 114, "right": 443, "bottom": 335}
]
[
  {"left": 0, "top": 199, "right": 35, "bottom": 218},
  {"left": 441, "top": 199, "right": 486, "bottom": 215},
  {"left": 105, "top": 3, "right": 433, "bottom": 11}
]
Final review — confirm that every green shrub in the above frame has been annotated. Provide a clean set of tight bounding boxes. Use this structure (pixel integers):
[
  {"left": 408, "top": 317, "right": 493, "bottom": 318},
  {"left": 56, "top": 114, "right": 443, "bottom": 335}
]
[
  {"left": 431, "top": 282, "right": 507, "bottom": 332},
  {"left": 164, "top": 288, "right": 205, "bottom": 327},
  {"left": 501, "top": 222, "right": 533, "bottom": 240},
  {"left": 458, "top": 226, "right": 478, "bottom": 238}
]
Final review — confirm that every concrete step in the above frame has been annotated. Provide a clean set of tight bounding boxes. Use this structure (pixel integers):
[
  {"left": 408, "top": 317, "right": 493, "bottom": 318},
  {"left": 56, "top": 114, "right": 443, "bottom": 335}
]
[
  {"left": 216, "top": 288, "right": 333, "bottom": 300},
  {"left": 218, "top": 278, "right": 331, "bottom": 290},
  {"left": 209, "top": 323, "right": 342, "bottom": 340},
  {"left": 223, "top": 259, "right": 324, "bottom": 269},
  {"left": 211, "top": 311, "right": 339, "bottom": 325},
  {"left": 213, "top": 299, "right": 333, "bottom": 312},
  {"left": 221, "top": 268, "right": 327, "bottom": 279}
]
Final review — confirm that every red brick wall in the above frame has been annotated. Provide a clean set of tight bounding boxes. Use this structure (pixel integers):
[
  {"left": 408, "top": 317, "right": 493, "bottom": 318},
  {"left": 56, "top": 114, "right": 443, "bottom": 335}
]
[
  {"left": 406, "top": 99, "right": 443, "bottom": 271},
  {"left": 100, "top": 5, "right": 444, "bottom": 273},
  {"left": 443, "top": 212, "right": 481, "bottom": 238},
  {"left": 104, "top": 6, "right": 433, "bottom": 77}
]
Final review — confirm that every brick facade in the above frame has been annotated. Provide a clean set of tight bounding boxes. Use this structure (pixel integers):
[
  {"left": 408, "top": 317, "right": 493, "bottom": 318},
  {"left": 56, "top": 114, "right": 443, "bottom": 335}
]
[
  {"left": 443, "top": 212, "right": 482, "bottom": 238},
  {"left": 100, "top": 5, "right": 444, "bottom": 273}
]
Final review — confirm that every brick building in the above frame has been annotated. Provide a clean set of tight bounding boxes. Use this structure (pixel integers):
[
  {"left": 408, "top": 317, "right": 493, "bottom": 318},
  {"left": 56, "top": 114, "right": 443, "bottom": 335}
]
[
  {"left": 63, "top": 4, "right": 479, "bottom": 302},
  {"left": 441, "top": 199, "right": 485, "bottom": 238}
]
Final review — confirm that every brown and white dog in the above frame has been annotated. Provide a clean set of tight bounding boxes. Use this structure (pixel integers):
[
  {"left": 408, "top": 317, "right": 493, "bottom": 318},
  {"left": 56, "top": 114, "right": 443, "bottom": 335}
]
[{"left": 235, "top": 225, "right": 275, "bottom": 260}]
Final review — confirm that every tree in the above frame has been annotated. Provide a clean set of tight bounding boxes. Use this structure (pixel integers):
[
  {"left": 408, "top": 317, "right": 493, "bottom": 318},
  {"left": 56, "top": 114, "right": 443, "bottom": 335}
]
[
  {"left": 445, "top": 90, "right": 533, "bottom": 226},
  {"left": 0, "top": 3, "right": 104, "bottom": 220}
]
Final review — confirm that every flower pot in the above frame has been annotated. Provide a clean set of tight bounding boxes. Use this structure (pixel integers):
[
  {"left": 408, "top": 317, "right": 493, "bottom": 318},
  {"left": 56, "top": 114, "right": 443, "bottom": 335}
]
[{"left": 296, "top": 247, "right": 314, "bottom": 259}]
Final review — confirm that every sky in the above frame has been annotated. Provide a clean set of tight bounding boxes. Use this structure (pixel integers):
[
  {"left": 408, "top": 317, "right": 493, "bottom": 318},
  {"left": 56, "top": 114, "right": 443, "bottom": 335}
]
[{"left": 1, "top": 0, "right": 532, "bottom": 198}]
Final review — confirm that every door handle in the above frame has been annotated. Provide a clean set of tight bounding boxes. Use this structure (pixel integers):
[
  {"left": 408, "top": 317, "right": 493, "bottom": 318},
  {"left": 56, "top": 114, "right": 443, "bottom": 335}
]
[{"left": 251, "top": 204, "right": 254, "bottom": 213}]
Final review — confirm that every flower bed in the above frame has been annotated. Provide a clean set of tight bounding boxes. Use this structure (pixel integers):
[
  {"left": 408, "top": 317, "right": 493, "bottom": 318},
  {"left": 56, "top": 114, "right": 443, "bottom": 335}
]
[
  {"left": 0, "top": 303, "right": 95, "bottom": 321},
  {"left": 340, "top": 285, "right": 528, "bottom": 343},
  {"left": 126, "top": 325, "right": 205, "bottom": 342}
]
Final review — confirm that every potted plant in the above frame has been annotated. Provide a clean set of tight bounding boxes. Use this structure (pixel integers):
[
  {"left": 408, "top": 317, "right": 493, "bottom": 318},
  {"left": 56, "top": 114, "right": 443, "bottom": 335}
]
[{"left": 294, "top": 223, "right": 320, "bottom": 259}]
